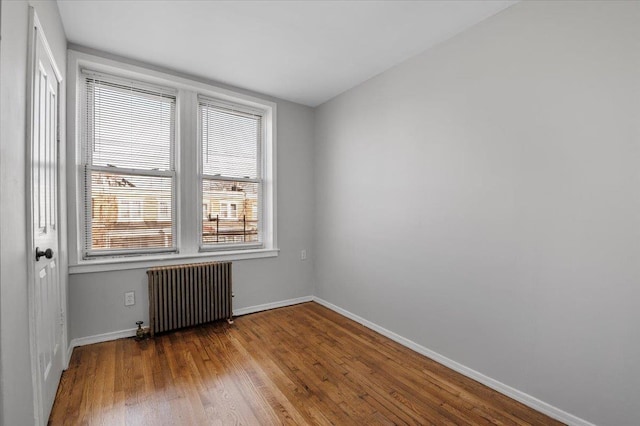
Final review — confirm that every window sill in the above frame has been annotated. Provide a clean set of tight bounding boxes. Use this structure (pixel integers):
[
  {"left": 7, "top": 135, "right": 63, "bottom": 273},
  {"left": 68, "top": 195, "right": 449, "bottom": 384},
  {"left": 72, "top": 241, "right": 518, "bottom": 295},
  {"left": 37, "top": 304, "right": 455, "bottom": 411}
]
[{"left": 68, "top": 248, "right": 279, "bottom": 274}]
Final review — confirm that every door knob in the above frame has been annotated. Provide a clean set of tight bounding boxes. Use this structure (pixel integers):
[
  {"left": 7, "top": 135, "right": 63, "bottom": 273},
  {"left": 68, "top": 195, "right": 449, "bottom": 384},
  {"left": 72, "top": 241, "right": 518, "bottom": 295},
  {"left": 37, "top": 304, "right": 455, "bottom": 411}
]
[{"left": 35, "top": 247, "right": 53, "bottom": 261}]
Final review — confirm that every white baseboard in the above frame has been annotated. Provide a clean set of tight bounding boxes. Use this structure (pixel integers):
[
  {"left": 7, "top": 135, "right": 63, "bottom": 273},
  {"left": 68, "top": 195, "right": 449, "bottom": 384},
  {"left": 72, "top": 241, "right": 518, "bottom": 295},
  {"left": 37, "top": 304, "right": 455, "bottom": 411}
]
[
  {"left": 312, "top": 296, "right": 595, "bottom": 426},
  {"left": 233, "top": 295, "right": 313, "bottom": 316},
  {"left": 67, "top": 296, "right": 314, "bottom": 355},
  {"left": 69, "top": 328, "right": 138, "bottom": 352},
  {"left": 66, "top": 343, "right": 74, "bottom": 369}
]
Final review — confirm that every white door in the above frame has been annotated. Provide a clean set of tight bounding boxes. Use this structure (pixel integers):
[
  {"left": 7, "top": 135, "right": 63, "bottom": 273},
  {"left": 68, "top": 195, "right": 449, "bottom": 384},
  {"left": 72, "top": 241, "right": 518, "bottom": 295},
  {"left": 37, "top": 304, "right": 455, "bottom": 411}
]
[{"left": 28, "top": 9, "right": 64, "bottom": 424}]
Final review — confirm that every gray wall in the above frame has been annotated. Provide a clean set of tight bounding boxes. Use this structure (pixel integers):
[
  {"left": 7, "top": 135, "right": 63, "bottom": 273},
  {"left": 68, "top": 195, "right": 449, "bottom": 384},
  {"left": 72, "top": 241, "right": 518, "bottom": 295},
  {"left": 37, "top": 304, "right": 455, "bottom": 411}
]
[
  {"left": 0, "top": 0, "right": 67, "bottom": 424},
  {"left": 314, "top": 2, "right": 639, "bottom": 425},
  {"left": 68, "top": 90, "right": 316, "bottom": 340}
]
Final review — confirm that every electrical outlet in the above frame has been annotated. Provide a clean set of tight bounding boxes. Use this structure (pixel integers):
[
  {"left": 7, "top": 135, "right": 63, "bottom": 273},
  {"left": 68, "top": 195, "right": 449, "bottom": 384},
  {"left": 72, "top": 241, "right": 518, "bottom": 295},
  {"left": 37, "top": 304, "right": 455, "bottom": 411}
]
[
  {"left": 300, "top": 249, "right": 307, "bottom": 261},
  {"left": 125, "top": 291, "right": 135, "bottom": 306}
]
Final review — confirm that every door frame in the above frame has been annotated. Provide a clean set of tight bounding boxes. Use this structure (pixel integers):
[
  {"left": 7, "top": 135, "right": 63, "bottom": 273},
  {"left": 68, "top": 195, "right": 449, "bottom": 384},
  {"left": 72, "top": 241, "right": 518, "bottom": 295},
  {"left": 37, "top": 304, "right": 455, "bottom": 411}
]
[{"left": 25, "top": 7, "right": 66, "bottom": 425}]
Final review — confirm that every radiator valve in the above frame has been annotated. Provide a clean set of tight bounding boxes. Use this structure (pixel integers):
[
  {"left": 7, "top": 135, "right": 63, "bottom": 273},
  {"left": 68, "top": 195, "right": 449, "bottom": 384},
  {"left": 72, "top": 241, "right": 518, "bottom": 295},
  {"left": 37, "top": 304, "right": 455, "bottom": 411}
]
[{"left": 135, "top": 321, "right": 146, "bottom": 340}]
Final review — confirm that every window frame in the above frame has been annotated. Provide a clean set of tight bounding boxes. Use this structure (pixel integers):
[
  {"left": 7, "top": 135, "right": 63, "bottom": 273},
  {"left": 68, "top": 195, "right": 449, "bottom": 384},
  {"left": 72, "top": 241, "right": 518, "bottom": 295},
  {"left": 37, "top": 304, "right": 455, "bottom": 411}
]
[
  {"left": 197, "top": 96, "right": 266, "bottom": 252},
  {"left": 68, "top": 50, "right": 278, "bottom": 274},
  {"left": 80, "top": 71, "right": 178, "bottom": 258}
]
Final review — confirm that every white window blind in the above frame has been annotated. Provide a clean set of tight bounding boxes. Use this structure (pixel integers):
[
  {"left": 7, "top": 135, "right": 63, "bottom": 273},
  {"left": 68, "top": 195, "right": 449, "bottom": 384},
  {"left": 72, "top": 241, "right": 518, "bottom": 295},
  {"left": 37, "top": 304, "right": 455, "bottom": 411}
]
[
  {"left": 83, "top": 72, "right": 176, "bottom": 256},
  {"left": 199, "top": 97, "right": 262, "bottom": 247}
]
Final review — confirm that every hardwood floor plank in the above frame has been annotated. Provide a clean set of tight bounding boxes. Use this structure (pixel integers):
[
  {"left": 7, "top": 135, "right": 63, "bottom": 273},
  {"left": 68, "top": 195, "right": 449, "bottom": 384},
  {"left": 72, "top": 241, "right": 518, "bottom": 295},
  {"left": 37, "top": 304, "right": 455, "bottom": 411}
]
[{"left": 50, "top": 302, "right": 564, "bottom": 426}]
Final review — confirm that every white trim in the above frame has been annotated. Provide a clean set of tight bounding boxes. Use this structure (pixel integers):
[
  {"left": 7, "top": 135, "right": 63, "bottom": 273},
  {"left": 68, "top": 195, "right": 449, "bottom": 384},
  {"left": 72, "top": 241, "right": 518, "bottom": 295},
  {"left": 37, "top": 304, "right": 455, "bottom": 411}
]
[
  {"left": 69, "top": 328, "right": 138, "bottom": 350},
  {"left": 312, "top": 297, "right": 596, "bottom": 426},
  {"left": 233, "top": 296, "right": 313, "bottom": 316},
  {"left": 81, "top": 68, "right": 178, "bottom": 96},
  {"left": 68, "top": 296, "right": 313, "bottom": 351},
  {"left": 69, "top": 248, "right": 279, "bottom": 274},
  {"left": 65, "top": 344, "right": 74, "bottom": 369}
]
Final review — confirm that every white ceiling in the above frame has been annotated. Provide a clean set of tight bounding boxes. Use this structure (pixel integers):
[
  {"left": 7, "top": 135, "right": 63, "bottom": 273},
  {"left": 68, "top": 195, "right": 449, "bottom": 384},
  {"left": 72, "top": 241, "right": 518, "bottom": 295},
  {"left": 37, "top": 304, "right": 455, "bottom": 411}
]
[{"left": 57, "top": 0, "right": 515, "bottom": 107}]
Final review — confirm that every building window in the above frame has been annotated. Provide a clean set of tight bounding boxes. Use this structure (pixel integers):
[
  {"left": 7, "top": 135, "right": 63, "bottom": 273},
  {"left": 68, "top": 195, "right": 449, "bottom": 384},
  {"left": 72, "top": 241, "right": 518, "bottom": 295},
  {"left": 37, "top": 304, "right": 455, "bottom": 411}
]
[
  {"left": 158, "top": 201, "right": 171, "bottom": 222},
  {"left": 200, "top": 98, "right": 262, "bottom": 248},
  {"left": 116, "top": 199, "right": 144, "bottom": 222},
  {"left": 82, "top": 72, "right": 176, "bottom": 256}
]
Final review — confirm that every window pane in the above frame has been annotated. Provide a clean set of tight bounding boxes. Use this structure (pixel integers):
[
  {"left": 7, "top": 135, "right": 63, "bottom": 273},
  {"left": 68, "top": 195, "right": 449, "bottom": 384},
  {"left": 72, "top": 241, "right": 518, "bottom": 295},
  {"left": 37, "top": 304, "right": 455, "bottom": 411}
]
[
  {"left": 202, "top": 179, "right": 259, "bottom": 245},
  {"left": 88, "top": 79, "right": 174, "bottom": 171},
  {"left": 201, "top": 105, "right": 259, "bottom": 179},
  {"left": 88, "top": 171, "right": 173, "bottom": 251}
]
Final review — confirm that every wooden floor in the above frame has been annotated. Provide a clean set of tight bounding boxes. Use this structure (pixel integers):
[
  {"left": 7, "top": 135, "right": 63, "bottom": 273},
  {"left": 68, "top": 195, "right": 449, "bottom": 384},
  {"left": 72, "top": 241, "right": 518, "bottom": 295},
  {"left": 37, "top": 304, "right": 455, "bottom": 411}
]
[{"left": 50, "top": 302, "right": 563, "bottom": 425}]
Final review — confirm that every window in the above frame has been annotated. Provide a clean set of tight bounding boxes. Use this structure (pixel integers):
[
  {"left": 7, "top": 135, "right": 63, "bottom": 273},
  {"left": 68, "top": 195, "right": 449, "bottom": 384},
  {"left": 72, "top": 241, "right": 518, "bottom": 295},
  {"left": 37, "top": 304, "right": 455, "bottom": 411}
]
[
  {"left": 82, "top": 73, "right": 176, "bottom": 256},
  {"left": 158, "top": 201, "right": 171, "bottom": 221},
  {"left": 200, "top": 98, "right": 262, "bottom": 248},
  {"left": 117, "top": 199, "right": 145, "bottom": 222},
  {"left": 71, "top": 51, "right": 277, "bottom": 270}
]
